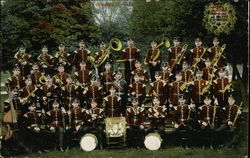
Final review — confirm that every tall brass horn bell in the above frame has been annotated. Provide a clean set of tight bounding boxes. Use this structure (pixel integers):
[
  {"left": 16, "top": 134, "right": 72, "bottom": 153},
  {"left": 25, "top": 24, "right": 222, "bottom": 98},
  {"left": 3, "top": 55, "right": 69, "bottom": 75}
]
[
  {"left": 109, "top": 38, "right": 122, "bottom": 51},
  {"left": 96, "top": 38, "right": 123, "bottom": 67},
  {"left": 39, "top": 76, "right": 46, "bottom": 84},
  {"left": 157, "top": 38, "right": 170, "bottom": 49}
]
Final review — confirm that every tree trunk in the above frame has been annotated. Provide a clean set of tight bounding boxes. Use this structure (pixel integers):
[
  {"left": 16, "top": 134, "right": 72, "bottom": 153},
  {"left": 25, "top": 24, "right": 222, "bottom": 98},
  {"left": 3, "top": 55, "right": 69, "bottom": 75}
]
[
  {"left": 232, "top": 63, "right": 248, "bottom": 111},
  {"left": 242, "top": 62, "right": 248, "bottom": 82}
]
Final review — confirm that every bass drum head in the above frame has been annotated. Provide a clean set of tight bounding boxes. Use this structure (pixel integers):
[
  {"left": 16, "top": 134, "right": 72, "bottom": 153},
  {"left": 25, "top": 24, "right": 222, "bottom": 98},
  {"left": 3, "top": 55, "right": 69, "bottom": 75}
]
[
  {"left": 80, "top": 133, "right": 98, "bottom": 152},
  {"left": 144, "top": 133, "right": 162, "bottom": 151}
]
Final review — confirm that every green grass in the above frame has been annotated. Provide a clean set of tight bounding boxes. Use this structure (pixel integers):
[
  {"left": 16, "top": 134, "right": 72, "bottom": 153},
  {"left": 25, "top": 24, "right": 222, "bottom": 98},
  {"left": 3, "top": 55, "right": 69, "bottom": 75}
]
[{"left": 14, "top": 143, "right": 248, "bottom": 158}]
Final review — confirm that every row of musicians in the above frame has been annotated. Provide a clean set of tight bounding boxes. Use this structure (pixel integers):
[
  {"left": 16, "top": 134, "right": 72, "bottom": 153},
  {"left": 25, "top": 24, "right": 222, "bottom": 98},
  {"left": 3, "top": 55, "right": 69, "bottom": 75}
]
[
  {"left": 6, "top": 61, "right": 232, "bottom": 115},
  {"left": 15, "top": 92, "right": 241, "bottom": 151},
  {"left": 12, "top": 37, "right": 226, "bottom": 82}
]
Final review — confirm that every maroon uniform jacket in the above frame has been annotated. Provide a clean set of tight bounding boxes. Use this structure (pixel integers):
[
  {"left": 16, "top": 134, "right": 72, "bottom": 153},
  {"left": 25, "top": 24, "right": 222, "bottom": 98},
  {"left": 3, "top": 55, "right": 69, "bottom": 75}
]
[
  {"left": 148, "top": 105, "right": 167, "bottom": 128},
  {"left": 67, "top": 107, "right": 88, "bottom": 128},
  {"left": 221, "top": 104, "right": 240, "bottom": 125},
  {"left": 6, "top": 75, "right": 26, "bottom": 90},
  {"left": 75, "top": 69, "right": 92, "bottom": 87},
  {"left": 168, "top": 46, "right": 183, "bottom": 68},
  {"left": 104, "top": 95, "right": 121, "bottom": 117},
  {"left": 145, "top": 49, "right": 162, "bottom": 67},
  {"left": 190, "top": 47, "right": 206, "bottom": 67},
  {"left": 126, "top": 106, "right": 146, "bottom": 126},
  {"left": 169, "top": 81, "right": 185, "bottom": 105},
  {"left": 173, "top": 104, "right": 190, "bottom": 126},
  {"left": 128, "top": 81, "right": 146, "bottom": 104},
  {"left": 198, "top": 104, "right": 215, "bottom": 125}
]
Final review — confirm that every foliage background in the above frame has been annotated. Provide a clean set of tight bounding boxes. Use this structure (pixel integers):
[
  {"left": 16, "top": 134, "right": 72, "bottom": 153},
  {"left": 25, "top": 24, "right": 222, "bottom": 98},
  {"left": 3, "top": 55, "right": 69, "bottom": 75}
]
[{"left": 0, "top": 0, "right": 248, "bottom": 157}]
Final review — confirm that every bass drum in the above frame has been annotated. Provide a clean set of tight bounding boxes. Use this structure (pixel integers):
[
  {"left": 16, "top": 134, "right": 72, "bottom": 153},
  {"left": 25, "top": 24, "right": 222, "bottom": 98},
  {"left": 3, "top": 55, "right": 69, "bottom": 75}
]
[
  {"left": 144, "top": 133, "right": 162, "bottom": 151},
  {"left": 80, "top": 133, "right": 98, "bottom": 152}
]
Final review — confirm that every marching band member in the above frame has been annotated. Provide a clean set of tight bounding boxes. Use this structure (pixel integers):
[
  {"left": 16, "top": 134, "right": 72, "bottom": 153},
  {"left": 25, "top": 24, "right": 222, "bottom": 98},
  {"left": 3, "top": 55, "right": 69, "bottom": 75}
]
[
  {"left": 197, "top": 93, "right": 216, "bottom": 149},
  {"left": 95, "top": 41, "right": 113, "bottom": 73},
  {"left": 189, "top": 38, "right": 207, "bottom": 70},
  {"left": 37, "top": 45, "right": 54, "bottom": 75},
  {"left": 53, "top": 63, "right": 70, "bottom": 87},
  {"left": 172, "top": 94, "right": 195, "bottom": 150},
  {"left": 100, "top": 62, "right": 114, "bottom": 95},
  {"left": 61, "top": 76, "right": 79, "bottom": 110},
  {"left": 75, "top": 60, "right": 92, "bottom": 88},
  {"left": 202, "top": 58, "right": 215, "bottom": 81},
  {"left": 120, "top": 38, "right": 140, "bottom": 82},
  {"left": 131, "top": 60, "right": 149, "bottom": 83},
  {"left": 160, "top": 62, "right": 174, "bottom": 83},
  {"left": 189, "top": 69, "right": 208, "bottom": 107},
  {"left": 30, "top": 63, "right": 43, "bottom": 86},
  {"left": 19, "top": 76, "right": 37, "bottom": 108},
  {"left": 168, "top": 37, "right": 184, "bottom": 72},
  {"left": 104, "top": 86, "right": 121, "bottom": 117},
  {"left": 216, "top": 91, "right": 242, "bottom": 147},
  {"left": 65, "top": 98, "right": 89, "bottom": 148},
  {"left": 207, "top": 37, "right": 227, "bottom": 68},
  {"left": 13, "top": 46, "right": 33, "bottom": 76},
  {"left": 147, "top": 97, "right": 167, "bottom": 141},
  {"left": 53, "top": 43, "right": 73, "bottom": 73},
  {"left": 128, "top": 74, "right": 146, "bottom": 105},
  {"left": 180, "top": 59, "right": 194, "bottom": 83},
  {"left": 145, "top": 40, "right": 162, "bottom": 81},
  {"left": 113, "top": 70, "right": 128, "bottom": 116},
  {"left": 83, "top": 75, "right": 103, "bottom": 106},
  {"left": 22, "top": 103, "right": 45, "bottom": 153},
  {"left": 5, "top": 67, "right": 26, "bottom": 91},
  {"left": 47, "top": 100, "right": 67, "bottom": 152},
  {"left": 126, "top": 97, "right": 146, "bottom": 148},
  {"left": 40, "top": 75, "right": 60, "bottom": 111},
  {"left": 213, "top": 67, "right": 232, "bottom": 108},
  {"left": 169, "top": 71, "right": 186, "bottom": 106},
  {"left": 86, "top": 99, "right": 104, "bottom": 149},
  {"left": 73, "top": 40, "right": 91, "bottom": 69},
  {"left": 149, "top": 72, "right": 167, "bottom": 105}
]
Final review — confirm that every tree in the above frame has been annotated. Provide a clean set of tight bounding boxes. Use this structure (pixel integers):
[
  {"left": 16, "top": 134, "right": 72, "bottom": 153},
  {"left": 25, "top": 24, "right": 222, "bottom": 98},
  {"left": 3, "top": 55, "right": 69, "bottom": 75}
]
[
  {"left": 91, "top": 0, "right": 132, "bottom": 41},
  {"left": 1, "top": 0, "right": 100, "bottom": 71},
  {"left": 128, "top": 0, "right": 248, "bottom": 107}
]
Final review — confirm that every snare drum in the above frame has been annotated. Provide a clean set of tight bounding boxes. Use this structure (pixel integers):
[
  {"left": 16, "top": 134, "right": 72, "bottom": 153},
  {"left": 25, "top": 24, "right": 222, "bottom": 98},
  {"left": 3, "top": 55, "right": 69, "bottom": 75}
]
[
  {"left": 144, "top": 133, "right": 162, "bottom": 150},
  {"left": 80, "top": 133, "right": 98, "bottom": 151}
]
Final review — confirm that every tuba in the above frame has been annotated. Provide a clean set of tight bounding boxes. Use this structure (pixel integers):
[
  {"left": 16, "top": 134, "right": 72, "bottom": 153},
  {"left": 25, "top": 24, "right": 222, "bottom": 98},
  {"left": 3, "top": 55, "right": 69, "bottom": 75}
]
[
  {"left": 39, "top": 76, "right": 46, "bottom": 85},
  {"left": 156, "top": 38, "right": 171, "bottom": 49},
  {"left": 144, "top": 38, "right": 170, "bottom": 65},
  {"left": 96, "top": 38, "right": 122, "bottom": 68}
]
